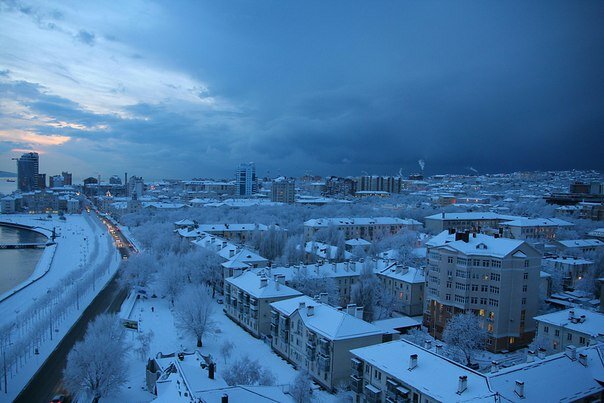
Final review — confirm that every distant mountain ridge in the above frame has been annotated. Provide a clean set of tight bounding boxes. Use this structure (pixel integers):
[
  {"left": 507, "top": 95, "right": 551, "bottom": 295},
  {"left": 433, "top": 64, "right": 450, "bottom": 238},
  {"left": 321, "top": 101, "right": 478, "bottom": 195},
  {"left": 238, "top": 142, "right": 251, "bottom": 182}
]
[{"left": 0, "top": 171, "right": 17, "bottom": 177}]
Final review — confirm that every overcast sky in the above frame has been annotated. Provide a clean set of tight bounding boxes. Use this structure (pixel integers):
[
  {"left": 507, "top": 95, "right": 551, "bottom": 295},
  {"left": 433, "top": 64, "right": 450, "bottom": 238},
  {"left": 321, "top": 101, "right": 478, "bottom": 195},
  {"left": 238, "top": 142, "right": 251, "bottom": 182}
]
[{"left": 1, "top": 0, "right": 603, "bottom": 180}]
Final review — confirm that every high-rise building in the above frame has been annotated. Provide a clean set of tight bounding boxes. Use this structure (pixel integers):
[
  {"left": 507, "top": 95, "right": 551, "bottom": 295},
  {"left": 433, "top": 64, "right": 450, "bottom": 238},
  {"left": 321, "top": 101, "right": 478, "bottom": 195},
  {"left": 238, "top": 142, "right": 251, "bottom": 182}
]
[
  {"left": 49, "top": 174, "right": 64, "bottom": 188},
  {"left": 109, "top": 175, "right": 122, "bottom": 185},
  {"left": 17, "top": 152, "right": 39, "bottom": 192},
  {"left": 236, "top": 162, "right": 257, "bottom": 196},
  {"left": 271, "top": 177, "right": 295, "bottom": 203},
  {"left": 128, "top": 176, "right": 144, "bottom": 197},
  {"left": 61, "top": 171, "right": 72, "bottom": 186},
  {"left": 36, "top": 173, "right": 46, "bottom": 190},
  {"left": 424, "top": 230, "right": 541, "bottom": 352}
]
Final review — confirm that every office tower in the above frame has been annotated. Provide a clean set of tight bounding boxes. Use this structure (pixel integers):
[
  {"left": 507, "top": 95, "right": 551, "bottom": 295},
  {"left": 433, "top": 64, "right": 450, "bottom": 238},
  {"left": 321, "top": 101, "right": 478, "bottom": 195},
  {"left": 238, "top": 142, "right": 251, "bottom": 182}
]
[
  {"left": 61, "top": 171, "right": 72, "bottom": 186},
  {"left": 236, "top": 162, "right": 257, "bottom": 196},
  {"left": 17, "top": 152, "right": 39, "bottom": 192},
  {"left": 49, "top": 174, "right": 64, "bottom": 188}
]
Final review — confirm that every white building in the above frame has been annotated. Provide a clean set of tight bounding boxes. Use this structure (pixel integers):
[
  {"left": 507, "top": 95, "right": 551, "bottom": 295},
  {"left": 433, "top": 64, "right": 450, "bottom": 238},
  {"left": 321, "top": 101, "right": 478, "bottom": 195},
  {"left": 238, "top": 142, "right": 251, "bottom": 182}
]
[
  {"left": 533, "top": 307, "right": 604, "bottom": 354},
  {"left": 304, "top": 217, "right": 421, "bottom": 241},
  {"left": 224, "top": 271, "right": 302, "bottom": 338},
  {"left": 270, "top": 295, "right": 385, "bottom": 391}
]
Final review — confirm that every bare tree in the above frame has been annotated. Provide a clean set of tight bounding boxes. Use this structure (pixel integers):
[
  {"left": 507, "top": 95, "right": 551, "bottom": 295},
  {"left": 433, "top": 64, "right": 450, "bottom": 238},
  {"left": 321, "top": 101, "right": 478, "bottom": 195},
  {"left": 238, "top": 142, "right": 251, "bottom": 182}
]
[
  {"left": 63, "top": 314, "right": 128, "bottom": 403},
  {"left": 135, "top": 330, "right": 154, "bottom": 360},
  {"left": 220, "top": 340, "right": 234, "bottom": 364},
  {"left": 173, "top": 284, "right": 216, "bottom": 347},
  {"left": 402, "top": 327, "right": 430, "bottom": 347},
  {"left": 289, "top": 370, "right": 313, "bottom": 403},
  {"left": 119, "top": 252, "right": 158, "bottom": 289},
  {"left": 221, "top": 355, "right": 276, "bottom": 386},
  {"left": 442, "top": 313, "right": 487, "bottom": 366}
]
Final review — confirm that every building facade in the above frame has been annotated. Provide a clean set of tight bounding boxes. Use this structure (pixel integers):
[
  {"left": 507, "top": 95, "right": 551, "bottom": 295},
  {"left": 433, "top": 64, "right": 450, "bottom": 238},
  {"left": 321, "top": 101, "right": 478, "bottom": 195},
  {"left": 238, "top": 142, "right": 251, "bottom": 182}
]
[
  {"left": 271, "top": 178, "right": 295, "bottom": 204},
  {"left": 17, "top": 152, "right": 39, "bottom": 192},
  {"left": 270, "top": 295, "right": 385, "bottom": 392},
  {"left": 236, "top": 162, "right": 257, "bottom": 196},
  {"left": 424, "top": 231, "right": 541, "bottom": 352}
]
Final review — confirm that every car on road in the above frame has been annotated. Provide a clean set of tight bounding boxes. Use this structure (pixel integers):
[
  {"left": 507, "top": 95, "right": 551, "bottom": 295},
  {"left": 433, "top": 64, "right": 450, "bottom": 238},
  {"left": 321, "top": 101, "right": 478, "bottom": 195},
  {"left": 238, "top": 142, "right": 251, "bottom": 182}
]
[{"left": 50, "top": 394, "right": 66, "bottom": 403}]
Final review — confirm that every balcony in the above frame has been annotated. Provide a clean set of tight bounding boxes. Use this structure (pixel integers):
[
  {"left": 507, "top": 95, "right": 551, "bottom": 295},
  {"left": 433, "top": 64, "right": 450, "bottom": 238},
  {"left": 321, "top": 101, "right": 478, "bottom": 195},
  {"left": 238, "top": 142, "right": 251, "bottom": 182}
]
[
  {"left": 306, "top": 343, "right": 316, "bottom": 359},
  {"left": 319, "top": 339, "right": 330, "bottom": 356},
  {"left": 318, "top": 354, "right": 330, "bottom": 372},
  {"left": 350, "top": 375, "right": 363, "bottom": 394},
  {"left": 351, "top": 358, "right": 363, "bottom": 376},
  {"left": 364, "top": 384, "right": 381, "bottom": 403}
]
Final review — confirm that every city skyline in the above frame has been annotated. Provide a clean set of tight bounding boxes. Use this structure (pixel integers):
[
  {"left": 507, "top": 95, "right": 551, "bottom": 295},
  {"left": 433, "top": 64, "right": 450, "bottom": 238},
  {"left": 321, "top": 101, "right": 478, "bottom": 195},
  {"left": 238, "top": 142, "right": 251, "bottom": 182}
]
[{"left": 1, "top": 1, "right": 604, "bottom": 179}]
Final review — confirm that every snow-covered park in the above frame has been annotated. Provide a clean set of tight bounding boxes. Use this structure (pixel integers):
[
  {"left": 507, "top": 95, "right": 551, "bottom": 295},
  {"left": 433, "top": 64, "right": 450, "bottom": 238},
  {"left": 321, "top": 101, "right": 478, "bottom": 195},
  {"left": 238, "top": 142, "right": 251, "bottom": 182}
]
[{"left": 0, "top": 212, "right": 120, "bottom": 401}]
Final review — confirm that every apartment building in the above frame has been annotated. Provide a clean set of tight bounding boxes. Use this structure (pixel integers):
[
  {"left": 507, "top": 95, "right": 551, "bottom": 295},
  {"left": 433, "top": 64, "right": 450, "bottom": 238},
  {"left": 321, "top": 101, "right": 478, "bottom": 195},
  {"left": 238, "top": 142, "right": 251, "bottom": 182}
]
[
  {"left": 270, "top": 295, "right": 385, "bottom": 392},
  {"left": 195, "top": 223, "right": 273, "bottom": 242},
  {"left": 350, "top": 339, "right": 604, "bottom": 403},
  {"left": 224, "top": 271, "right": 301, "bottom": 338},
  {"left": 424, "top": 212, "right": 521, "bottom": 234},
  {"left": 499, "top": 218, "right": 573, "bottom": 241},
  {"left": 553, "top": 239, "right": 604, "bottom": 255},
  {"left": 304, "top": 217, "right": 421, "bottom": 241},
  {"left": 424, "top": 230, "right": 541, "bottom": 352},
  {"left": 271, "top": 177, "right": 296, "bottom": 204},
  {"left": 375, "top": 265, "right": 425, "bottom": 316},
  {"left": 542, "top": 257, "right": 594, "bottom": 289},
  {"left": 533, "top": 308, "right": 604, "bottom": 354},
  {"left": 256, "top": 260, "right": 396, "bottom": 307}
]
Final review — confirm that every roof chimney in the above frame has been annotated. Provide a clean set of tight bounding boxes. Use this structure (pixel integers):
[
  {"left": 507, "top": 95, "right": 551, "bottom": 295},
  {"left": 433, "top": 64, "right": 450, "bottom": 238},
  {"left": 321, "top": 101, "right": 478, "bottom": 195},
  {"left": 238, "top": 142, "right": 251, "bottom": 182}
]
[
  {"left": 457, "top": 375, "right": 468, "bottom": 394},
  {"left": 569, "top": 310, "right": 575, "bottom": 320},
  {"left": 425, "top": 339, "right": 432, "bottom": 350},
  {"left": 514, "top": 380, "right": 525, "bottom": 398},
  {"left": 579, "top": 352, "right": 588, "bottom": 367},
  {"left": 346, "top": 304, "right": 356, "bottom": 315},
  {"left": 537, "top": 348, "right": 546, "bottom": 359},
  {"left": 526, "top": 350, "right": 535, "bottom": 363},
  {"left": 319, "top": 292, "right": 328, "bottom": 304},
  {"left": 208, "top": 362, "right": 215, "bottom": 379},
  {"left": 409, "top": 354, "right": 418, "bottom": 370},
  {"left": 435, "top": 344, "right": 443, "bottom": 355},
  {"left": 260, "top": 277, "right": 268, "bottom": 288},
  {"left": 565, "top": 345, "right": 577, "bottom": 361},
  {"left": 355, "top": 306, "right": 364, "bottom": 319},
  {"left": 307, "top": 305, "right": 314, "bottom": 316},
  {"left": 491, "top": 360, "right": 499, "bottom": 373},
  {"left": 221, "top": 394, "right": 229, "bottom": 403}
]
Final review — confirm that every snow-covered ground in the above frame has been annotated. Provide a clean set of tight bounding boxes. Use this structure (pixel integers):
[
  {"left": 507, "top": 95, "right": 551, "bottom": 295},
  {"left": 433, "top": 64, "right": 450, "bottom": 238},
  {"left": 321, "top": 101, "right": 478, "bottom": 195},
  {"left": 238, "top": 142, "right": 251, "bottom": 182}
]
[
  {"left": 0, "top": 212, "right": 121, "bottom": 400},
  {"left": 106, "top": 291, "right": 339, "bottom": 402}
]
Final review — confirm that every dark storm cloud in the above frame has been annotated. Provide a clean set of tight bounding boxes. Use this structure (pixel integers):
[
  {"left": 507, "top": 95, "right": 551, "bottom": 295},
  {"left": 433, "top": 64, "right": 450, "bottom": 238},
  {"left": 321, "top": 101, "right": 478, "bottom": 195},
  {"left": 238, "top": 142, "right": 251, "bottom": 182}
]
[{"left": 2, "top": 0, "right": 603, "bottom": 178}]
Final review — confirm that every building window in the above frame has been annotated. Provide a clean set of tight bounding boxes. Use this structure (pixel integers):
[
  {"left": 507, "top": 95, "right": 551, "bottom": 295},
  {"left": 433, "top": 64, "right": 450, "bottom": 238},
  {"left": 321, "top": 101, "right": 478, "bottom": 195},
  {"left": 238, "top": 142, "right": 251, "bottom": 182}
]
[
  {"left": 524, "top": 260, "right": 530, "bottom": 268},
  {"left": 580, "top": 336, "right": 586, "bottom": 344},
  {"left": 521, "top": 298, "right": 526, "bottom": 305},
  {"left": 523, "top": 272, "right": 528, "bottom": 280},
  {"left": 448, "top": 257, "right": 454, "bottom": 264},
  {"left": 491, "top": 273, "right": 500, "bottom": 281},
  {"left": 567, "top": 333, "right": 572, "bottom": 341},
  {"left": 522, "top": 285, "right": 527, "bottom": 292},
  {"left": 544, "top": 326, "right": 549, "bottom": 334}
]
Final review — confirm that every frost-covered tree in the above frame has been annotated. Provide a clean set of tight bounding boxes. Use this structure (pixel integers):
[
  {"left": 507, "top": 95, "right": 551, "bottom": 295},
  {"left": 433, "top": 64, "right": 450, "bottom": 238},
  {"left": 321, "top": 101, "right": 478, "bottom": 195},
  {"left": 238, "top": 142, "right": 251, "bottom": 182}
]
[
  {"left": 63, "top": 314, "right": 128, "bottom": 403},
  {"left": 119, "top": 252, "right": 158, "bottom": 289},
  {"left": 173, "top": 284, "right": 216, "bottom": 347},
  {"left": 350, "top": 260, "right": 380, "bottom": 321},
  {"left": 529, "top": 332, "right": 551, "bottom": 354},
  {"left": 221, "top": 355, "right": 276, "bottom": 386},
  {"left": 402, "top": 327, "right": 430, "bottom": 347},
  {"left": 289, "top": 267, "right": 340, "bottom": 306},
  {"left": 289, "top": 370, "right": 313, "bottom": 403},
  {"left": 442, "top": 313, "right": 487, "bottom": 366},
  {"left": 280, "top": 234, "right": 305, "bottom": 265},
  {"left": 220, "top": 340, "right": 234, "bottom": 364},
  {"left": 135, "top": 330, "right": 154, "bottom": 360}
]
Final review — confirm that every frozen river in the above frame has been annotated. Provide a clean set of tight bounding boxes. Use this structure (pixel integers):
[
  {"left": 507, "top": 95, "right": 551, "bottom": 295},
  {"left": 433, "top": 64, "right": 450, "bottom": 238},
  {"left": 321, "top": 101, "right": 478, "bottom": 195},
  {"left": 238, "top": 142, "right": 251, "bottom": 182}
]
[{"left": 0, "top": 225, "right": 47, "bottom": 294}]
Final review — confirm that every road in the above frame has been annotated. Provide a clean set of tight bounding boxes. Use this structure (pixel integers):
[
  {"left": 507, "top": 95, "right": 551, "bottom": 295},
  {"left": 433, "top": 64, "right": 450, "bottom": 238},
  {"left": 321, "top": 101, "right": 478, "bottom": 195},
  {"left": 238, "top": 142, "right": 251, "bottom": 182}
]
[{"left": 14, "top": 210, "right": 134, "bottom": 403}]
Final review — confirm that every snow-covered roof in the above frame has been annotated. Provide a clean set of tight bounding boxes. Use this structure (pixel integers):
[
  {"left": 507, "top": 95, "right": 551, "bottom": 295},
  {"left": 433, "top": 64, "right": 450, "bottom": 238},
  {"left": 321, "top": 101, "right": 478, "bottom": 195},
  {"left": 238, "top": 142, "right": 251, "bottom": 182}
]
[
  {"left": 142, "top": 202, "right": 187, "bottom": 209},
  {"left": 426, "top": 231, "right": 527, "bottom": 258},
  {"left": 304, "top": 217, "right": 420, "bottom": 227},
  {"left": 197, "top": 223, "right": 270, "bottom": 232},
  {"left": 304, "top": 241, "right": 354, "bottom": 260},
  {"left": 557, "top": 239, "right": 604, "bottom": 248},
  {"left": 488, "top": 344, "right": 604, "bottom": 402},
  {"left": 225, "top": 271, "right": 302, "bottom": 299},
  {"left": 174, "top": 218, "right": 195, "bottom": 226},
  {"left": 543, "top": 256, "right": 594, "bottom": 266},
  {"left": 371, "top": 317, "right": 421, "bottom": 333},
  {"left": 271, "top": 296, "right": 385, "bottom": 341},
  {"left": 533, "top": 308, "right": 604, "bottom": 338},
  {"left": 499, "top": 217, "right": 574, "bottom": 228},
  {"left": 255, "top": 260, "right": 395, "bottom": 282},
  {"left": 351, "top": 340, "right": 494, "bottom": 402},
  {"left": 195, "top": 386, "right": 293, "bottom": 402},
  {"left": 345, "top": 238, "right": 371, "bottom": 246},
  {"left": 424, "top": 212, "right": 521, "bottom": 221},
  {"left": 376, "top": 265, "right": 425, "bottom": 284}
]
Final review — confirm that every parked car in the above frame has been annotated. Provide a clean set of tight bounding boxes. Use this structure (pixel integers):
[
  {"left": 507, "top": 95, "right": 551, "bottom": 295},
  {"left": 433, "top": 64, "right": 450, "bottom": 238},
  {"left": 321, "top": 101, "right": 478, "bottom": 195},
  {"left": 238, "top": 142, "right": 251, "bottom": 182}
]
[{"left": 50, "top": 395, "right": 66, "bottom": 403}]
